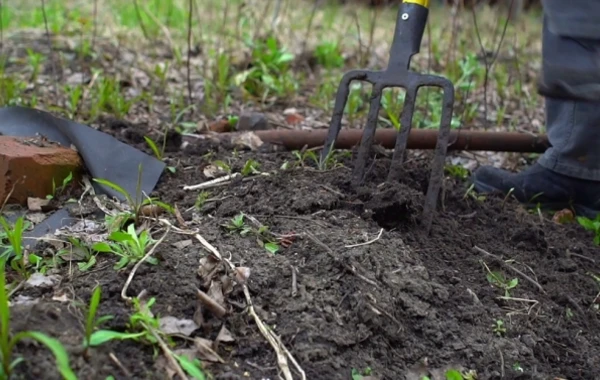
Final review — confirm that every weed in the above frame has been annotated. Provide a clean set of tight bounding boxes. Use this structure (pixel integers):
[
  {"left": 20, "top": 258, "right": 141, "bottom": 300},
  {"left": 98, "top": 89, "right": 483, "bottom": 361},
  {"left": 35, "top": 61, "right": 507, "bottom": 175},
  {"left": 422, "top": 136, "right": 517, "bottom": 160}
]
[
  {"left": 484, "top": 263, "right": 519, "bottom": 297},
  {"left": 0, "top": 216, "right": 30, "bottom": 279},
  {"left": 577, "top": 214, "right": 600, "bottom": 245},
  {"left": 223, "top": 213, "right": 280, "bottom": 254},
  {"left": 92, "top": 223, "right": 158, "bottom": 270},
  {"left": 241, "top": 159, "right": 261, "bottom": 176},
  {"left": 313, "top": 41, "right": 345, "bottom": 69},
  {"left": 127, "top": 297, "right": 206, "bottom": 379},
  {"left": 444, "top": 164, "right": 470, "bottom": 181},
  {"left": 93, "top": 164, "right": 173, "bottom": 226},
  {"left": 82, "top": 285, "right": 145, "bottom": 357},
  {"left": 0, "top": 259, "right": 76, "bottom": 379},
  {"left": 492, "top": 319, "right": 506, "bottom": 336},
  {"left": 195, "top": 191, "right": 211, "bottom": 210},
  {"left": 47, "top": 172, "right": 74, "bottom": 200}
]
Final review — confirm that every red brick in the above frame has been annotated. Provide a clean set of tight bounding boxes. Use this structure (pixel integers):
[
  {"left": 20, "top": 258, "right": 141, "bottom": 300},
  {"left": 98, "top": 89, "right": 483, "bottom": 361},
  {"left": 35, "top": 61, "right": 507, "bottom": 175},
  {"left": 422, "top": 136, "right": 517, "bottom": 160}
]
[{"left": 0, "top": 136, "right": 83, "bottom": 205}]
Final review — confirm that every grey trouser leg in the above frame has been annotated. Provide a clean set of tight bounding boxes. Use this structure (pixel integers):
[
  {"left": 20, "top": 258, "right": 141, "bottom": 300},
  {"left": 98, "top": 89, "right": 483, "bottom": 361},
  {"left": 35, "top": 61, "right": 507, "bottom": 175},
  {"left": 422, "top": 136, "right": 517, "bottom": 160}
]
[{"left": 537, "top": 1, "right": 600, "bottom": 181}]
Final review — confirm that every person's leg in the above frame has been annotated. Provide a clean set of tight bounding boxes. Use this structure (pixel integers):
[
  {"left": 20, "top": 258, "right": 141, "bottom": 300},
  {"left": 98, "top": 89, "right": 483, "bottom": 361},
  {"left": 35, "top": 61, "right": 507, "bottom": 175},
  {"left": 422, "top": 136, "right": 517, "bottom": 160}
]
[{"left": 471, "top": 2, "right": 600, "bottom": 217}]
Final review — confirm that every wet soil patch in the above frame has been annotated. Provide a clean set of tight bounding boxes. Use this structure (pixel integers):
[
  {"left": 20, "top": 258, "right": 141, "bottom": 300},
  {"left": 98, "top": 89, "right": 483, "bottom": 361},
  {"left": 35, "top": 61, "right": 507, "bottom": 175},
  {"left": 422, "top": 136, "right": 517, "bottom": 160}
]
[{"left": 9, "top": 123, "right": 600, "bottom": 380}]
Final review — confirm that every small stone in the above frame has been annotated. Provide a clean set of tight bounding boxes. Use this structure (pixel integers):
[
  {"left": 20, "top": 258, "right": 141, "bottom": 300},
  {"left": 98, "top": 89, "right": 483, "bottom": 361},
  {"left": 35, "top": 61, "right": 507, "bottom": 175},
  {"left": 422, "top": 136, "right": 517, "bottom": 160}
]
[{"left": 236, "top": 112, "right": 269, "bottom": 131}]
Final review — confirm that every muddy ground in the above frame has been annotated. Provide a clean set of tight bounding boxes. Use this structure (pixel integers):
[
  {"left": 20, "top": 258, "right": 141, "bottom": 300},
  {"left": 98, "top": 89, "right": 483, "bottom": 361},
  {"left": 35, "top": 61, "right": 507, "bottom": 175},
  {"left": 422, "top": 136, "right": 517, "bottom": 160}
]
[{"left": 8, "top": 115, "right": 600, "bottom": 380}]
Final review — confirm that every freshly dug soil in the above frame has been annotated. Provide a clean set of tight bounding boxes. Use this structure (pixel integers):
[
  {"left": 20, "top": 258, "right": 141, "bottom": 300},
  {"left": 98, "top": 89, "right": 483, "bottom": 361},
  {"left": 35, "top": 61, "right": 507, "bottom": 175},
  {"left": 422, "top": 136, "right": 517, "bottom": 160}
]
[{"left": 9, "top": 121, "right": 600, "bottom": 380}]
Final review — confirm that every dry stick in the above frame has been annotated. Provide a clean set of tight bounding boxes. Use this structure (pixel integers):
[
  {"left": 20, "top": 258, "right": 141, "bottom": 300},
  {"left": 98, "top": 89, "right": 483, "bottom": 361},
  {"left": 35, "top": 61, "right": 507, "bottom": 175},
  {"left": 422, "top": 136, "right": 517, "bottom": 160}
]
[
  {"left": 305, "top": 232, "right": 378, "bottom": 288},
  {"left": 121, "top": 227, "right": 171, "bottom": 302},
  {"left": 242, "top": 286, "right": 295, "bottom": 380},
  {"left": 183, "top": 173, "right": 241, "bottom": 191},
  {"left": 192, "top": 233, "right": 305, "bottom": 380},
  {"left": 146, "top": 322, "right": 188, "bottom": 380},
  {"left": 196, "top": 288, "right": 227, "bottom": 318},
  {"left": 186, "top": 0, "right": 193, "bottom": 105},
  {"left": 40, "top": 0, "right": 58, "bottom": 99},
  {"left": 109, "top": 352, "right": 132, "bottom": 378},
  {"left": 473, "top": 245, "right": 545, "bottom": 294},
  {"left": 140, "top": 3, "right": 175, "bottom": 54},
  {"left": 290, "top": 265, "right": 298, "bottom": 297},
  {"left": 344, "top": 228, "right": 383, "bottom": 248}
]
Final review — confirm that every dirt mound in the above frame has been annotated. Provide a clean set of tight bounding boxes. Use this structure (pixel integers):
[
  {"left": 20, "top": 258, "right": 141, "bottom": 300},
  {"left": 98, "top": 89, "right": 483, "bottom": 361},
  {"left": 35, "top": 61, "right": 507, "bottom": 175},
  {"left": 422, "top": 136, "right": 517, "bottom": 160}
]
[{"left": 10, "top": 122, "right": 600, "bottom": 380}]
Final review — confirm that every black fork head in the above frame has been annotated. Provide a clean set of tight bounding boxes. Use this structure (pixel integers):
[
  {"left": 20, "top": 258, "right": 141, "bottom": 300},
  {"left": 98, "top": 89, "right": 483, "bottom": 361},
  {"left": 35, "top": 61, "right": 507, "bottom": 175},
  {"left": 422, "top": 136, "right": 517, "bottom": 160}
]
[{"left": 321, "top": 0, "right": 455, "bottom": 233}]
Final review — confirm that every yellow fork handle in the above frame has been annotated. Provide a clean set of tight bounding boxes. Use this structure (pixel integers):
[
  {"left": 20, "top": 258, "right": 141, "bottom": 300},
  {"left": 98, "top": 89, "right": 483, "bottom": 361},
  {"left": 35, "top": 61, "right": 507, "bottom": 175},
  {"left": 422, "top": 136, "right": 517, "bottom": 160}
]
[{"left": 403, "top": 0, "right": 430, "bottom": 8}]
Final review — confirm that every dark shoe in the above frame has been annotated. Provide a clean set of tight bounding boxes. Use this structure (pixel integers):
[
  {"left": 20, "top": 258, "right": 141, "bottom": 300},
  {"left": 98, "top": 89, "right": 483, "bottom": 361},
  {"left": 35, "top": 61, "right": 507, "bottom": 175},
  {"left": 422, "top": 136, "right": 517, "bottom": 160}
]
[{"left": 471, "top": 163, "right": 600, "bottom": 218}]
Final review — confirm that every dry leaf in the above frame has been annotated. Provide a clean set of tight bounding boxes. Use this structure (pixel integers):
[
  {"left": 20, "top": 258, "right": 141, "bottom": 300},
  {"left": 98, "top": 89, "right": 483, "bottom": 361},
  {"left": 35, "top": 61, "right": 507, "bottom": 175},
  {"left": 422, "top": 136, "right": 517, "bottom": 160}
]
[
  {"left": 25, "top": 212, "right": 47, "bottom": 224},
  {"left": 27, "top": 197, "right": 51, "bottom": 211},
  {"left": 203, "top": 164, "right": 226, "bottom": 179},
  {"left": 139, "top": 204, "right": 165, "bottom": 217},
  {"left": 193, "top": 337, "right": 224, "bottom": 363},
  {"left": 25, "top": 273, "right": 61, "bottom": 289},
  {"left": 193, "top": 300, "right": 205, "bottom": 327},
  {"left": 198, "top": 256, "right": 221, "bottom": 281},
  {"left": 231, "top": 131, "right": 263, "bottom": 151},
  {"left": 172, "top": 239, "right": 193, "bottom": 250},
  {"left": 235, "top": 267, "right": 251, "bottom": 284},
  {"left": 215, "top": 325, "right": 235, "bottom": 343},
  {"left": 207, "top": 281, "right": 225, "bottom": 307},
  {"left": 159, "top": 316, "right": 199, "bottom": 336}
]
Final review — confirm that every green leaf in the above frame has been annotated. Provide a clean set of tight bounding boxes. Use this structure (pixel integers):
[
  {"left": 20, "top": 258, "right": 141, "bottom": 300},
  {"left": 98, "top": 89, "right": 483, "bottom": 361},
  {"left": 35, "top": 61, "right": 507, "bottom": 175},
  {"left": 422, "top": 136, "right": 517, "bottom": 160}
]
[
  {"left": 92, "top": 242, "right": 113, "bottom": 253},
  {"left": 92, "top": 178, "right": 132, "bottom": 204},
  {"left": 175, "top": 354, "right": 206, "bottom": 380},
  {"left": 17, "top": 331, "right": 77, "bottom": 380},
  {"left": 114, "top": 257, "right": 130, "bottom": 270},
  {"left": 507, "top": 278, "right": 519, "bottom": 289},
  {"left": 108, "top": 231, "right": 133, "bottom": 243},
  {"left": 445, "top": 369, "right": 464, "bottom": 380},
  {"left": 144, "top": 136, "right": 162, "bottom": 159},
  {"left": 89, "top": 330, "right": 145, "bottom": 346},
  {"left": 264, "top": 242, "right": 279, "bottom": 254}
]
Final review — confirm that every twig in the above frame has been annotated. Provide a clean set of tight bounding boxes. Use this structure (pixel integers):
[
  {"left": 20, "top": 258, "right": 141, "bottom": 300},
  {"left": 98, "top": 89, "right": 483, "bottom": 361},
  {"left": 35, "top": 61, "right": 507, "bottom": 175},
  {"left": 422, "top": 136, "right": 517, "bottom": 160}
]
[
  {"left": 345, "top": 228, "right": 383, "bottom": 248},
  {"left": 290, "top": 265, "right": 297, "bottom": 297},
  {"left": 146, "top": 322, "right": 188, "bottom": 380},
  {"left": 473, "top": 245, "right": 545, "bottom": 294},
  {"left": 193, "top": 232, "right": 305, "bottom": 379},
  {"left": 242, "top": 286, "right": 295, "bottom": 380},
  {"left": 109, "top": 352, "right": 132, "bottom": 378},
  {"left": 121, "top": 227, "right": 171, "bottom": 302},
  {"left": 305, "top": 232, "right": 378, "bottom": 288},
  {"left": 186, "top": 0, "right": 193, "bottom": 105},
  {"left": 183, "top": 173, "right": 241, "bottom": 191},
  {"left": 196, "top": 287, "right": 227, "bottom": 318}
]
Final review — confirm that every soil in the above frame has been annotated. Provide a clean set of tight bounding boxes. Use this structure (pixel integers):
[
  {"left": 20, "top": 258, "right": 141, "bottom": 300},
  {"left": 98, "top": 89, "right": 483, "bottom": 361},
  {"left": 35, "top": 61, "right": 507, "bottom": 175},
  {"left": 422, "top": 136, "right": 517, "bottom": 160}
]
[{"left": 8, "top": 118, "right": 600, "bottom": 380}]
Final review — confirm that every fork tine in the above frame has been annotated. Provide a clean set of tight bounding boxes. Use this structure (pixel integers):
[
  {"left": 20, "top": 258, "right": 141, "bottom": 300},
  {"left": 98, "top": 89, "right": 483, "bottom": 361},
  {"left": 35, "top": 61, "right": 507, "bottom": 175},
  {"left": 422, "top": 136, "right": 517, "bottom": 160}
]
[
  {"left": 321, "top": 71, "right": 368, "bottom": 166},
  {"left": 421, "top": 79, "right": 455, "bottom": 233},
  {"left": 387, "top": 86, "right": 418, "bottom": 182},
  {"left": 351, "top": 85, "right": 385, "bottom": 186}
]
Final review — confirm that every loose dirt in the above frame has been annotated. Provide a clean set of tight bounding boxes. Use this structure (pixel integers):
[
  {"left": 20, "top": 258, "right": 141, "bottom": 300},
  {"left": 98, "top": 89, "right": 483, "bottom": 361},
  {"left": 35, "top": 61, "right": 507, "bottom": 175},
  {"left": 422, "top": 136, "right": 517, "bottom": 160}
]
[{"left": 9, "top": 118, "right": 600, "bottom": 380}]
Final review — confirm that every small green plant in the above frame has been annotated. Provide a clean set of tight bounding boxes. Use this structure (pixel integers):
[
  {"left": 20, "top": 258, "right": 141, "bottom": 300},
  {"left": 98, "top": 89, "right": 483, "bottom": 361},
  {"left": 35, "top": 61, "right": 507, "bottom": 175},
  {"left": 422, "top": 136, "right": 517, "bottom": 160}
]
[
  {"left": 58, "top": 237, "right": 98, "bottom": 272},
  {"left": 127, "top": 297, "right": 206, "bottom": 379},
  {"left": 93, "top": 164, "right": 172, "bottom": 226},
  {"left": 26, "top": 48, "right": 46, "bottom": 82},
  {"left": 0, "top": 259, "right": 77, "bottom": 379},
  {"left": 194, "top": 191, "right": 211, "bottom": 210},
  {"left": 241, "top": 159, "right": 261, "bottom": 176},
  {"left": 445, "top": 164, "right": 470, "bottom": 181},
  {"left": 577, "top": 214, "right": 600, "bottom": 245},
  {"left": 313, "top": 41, "right": 345, "bottom": 69},
  {"left": 47, "top": 172, "right": 74, "bottom": 200},
  {"left": 92, "top": 224, "right": 158, "bottom": 270},
  {"left": 0, "top": 216, "right": 30, "bottom": 279},
  {"left": 484, "top": 264, "right": 519, "bottom": 297},
  {"left": 82, "top": 286, "right": 144, "bottom": 358},
  {"left": 351, "top": 367, "right": 372, "bottom": 380},
  {"left": 144, "top": 135, "right": 176, "bottom": 173},
  {"left": 493, "top": 319, "right": 506, "bottom": 336},
  {"left": 224, "top": 213, "right": 252, "bottom": 236},
  {"left": 234, "top": 35, "right": 297, "bottom": 100}
]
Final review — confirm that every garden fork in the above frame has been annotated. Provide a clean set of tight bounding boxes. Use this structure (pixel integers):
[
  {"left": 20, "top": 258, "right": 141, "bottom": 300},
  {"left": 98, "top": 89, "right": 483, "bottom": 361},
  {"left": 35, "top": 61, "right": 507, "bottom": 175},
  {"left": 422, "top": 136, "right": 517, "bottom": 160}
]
[{"left": 320, "top": 0, "right": 455, "bottom": 233}]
